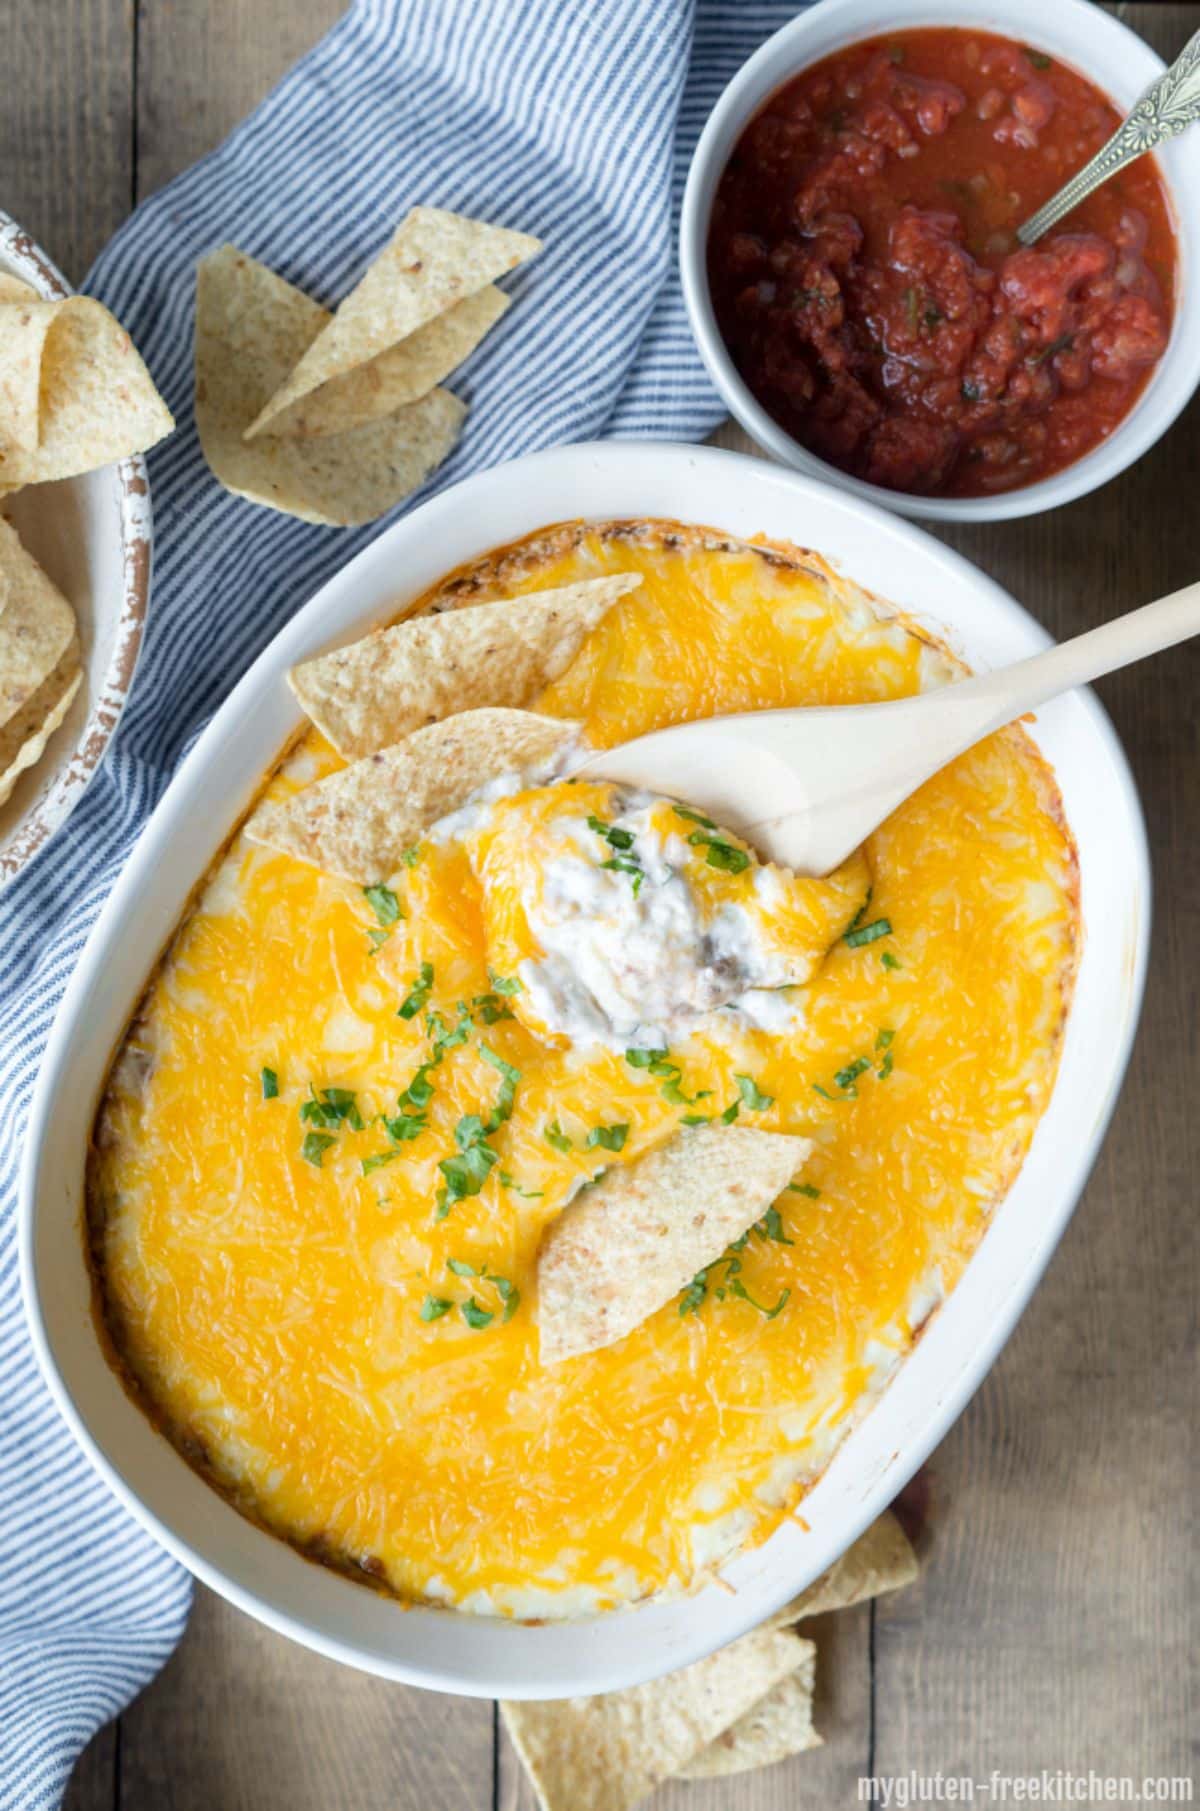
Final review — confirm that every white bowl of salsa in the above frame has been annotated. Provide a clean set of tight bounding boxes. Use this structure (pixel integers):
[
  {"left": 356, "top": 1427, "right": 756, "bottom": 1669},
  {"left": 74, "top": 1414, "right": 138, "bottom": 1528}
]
[{"left": 681, "top": 0, "right": 1200, "bottom": 520}]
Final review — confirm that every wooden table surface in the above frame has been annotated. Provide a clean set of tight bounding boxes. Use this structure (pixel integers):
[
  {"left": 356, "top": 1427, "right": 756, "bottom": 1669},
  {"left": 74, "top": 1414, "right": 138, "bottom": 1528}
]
[{"left": 7, "top": 3, "right": 1196, "bottom": 1805}]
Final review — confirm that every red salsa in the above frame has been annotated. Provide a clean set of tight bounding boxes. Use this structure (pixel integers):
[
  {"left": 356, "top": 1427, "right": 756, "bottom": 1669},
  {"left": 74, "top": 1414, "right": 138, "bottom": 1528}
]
[{"left": 708, "top": 28, "right": 1176, "bottom": 497}]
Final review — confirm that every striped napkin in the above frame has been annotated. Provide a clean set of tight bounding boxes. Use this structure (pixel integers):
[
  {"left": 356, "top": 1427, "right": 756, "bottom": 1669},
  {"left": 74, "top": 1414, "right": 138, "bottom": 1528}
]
[{"left": 0, "top": 0, "right": 800, "bottom": 1803}]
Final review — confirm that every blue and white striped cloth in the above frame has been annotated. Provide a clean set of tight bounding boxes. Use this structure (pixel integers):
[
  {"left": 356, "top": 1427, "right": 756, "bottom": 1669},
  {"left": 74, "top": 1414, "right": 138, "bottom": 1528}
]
[{"left": 0, "top": 0, "right": 802, "bottom": 1802}]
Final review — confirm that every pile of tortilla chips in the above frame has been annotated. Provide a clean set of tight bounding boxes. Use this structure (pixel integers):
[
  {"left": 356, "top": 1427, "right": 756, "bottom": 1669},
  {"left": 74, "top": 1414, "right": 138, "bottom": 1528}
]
[
  {"left": 0, "top": 519, "right": 83, "bottom": 807},
  {"left": 502, "top": 1510, "right": 918, "bottom": 1810},
  {"left": 247, "top": 571, "right": 638, "bottom": 877},
  {"left": 0, "top": 270, "right": 171, "bottom": 804},
  {"left": 0, "top": 274, "right": 173, "bottom": 494},
  {"left": 194, "top": 207, "right": 541, "bottom": 527}
]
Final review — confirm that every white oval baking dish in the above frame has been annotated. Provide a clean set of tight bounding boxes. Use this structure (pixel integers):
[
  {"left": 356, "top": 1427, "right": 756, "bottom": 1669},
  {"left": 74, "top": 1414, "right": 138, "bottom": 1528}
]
[{"left": 20, "top": 441, "right": 1148, "bottom": 1696}]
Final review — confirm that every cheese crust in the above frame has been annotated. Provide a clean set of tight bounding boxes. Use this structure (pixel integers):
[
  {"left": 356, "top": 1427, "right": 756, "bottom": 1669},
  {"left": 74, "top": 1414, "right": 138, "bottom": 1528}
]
[{"left": 87, "top": 520, "right": 1079, "bottom": 1617}]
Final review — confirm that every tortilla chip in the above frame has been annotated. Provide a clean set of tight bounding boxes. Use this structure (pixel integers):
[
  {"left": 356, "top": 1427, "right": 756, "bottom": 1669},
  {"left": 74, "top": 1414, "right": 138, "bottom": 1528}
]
[
  {"left": 501, "top": 1627, "right": 808, "bottom": 1811},
  {"left": 0, "top": 296, "right": 173, "bottom": 484},
  {"left": 0, "top": 519, "right": 78, "bottom": 728},
  {"left": 766, "top": 1509, "right": 918, "bottom": 1630},
  {"left": 245, "top": 708, "right": 577, "bottom": 883},
  {"left": 0, "top": 637, "right": 82, "bottom": 807},
  {"left": 537, "top": 1125, "right": 814, "bottom": 1366},
  {"left": 244, "top": 207, "right": 540, "bottom": 439},
  {"left": 290, "top": 573, "right": 640, "bottom": 759},
  {"left": 257, "top": 285, "right": 509, "bottom": 439},
  {"left": 0, "top": 282, "right": 56, "bottom": 451},
  {"left": 194, "top": 245, "right": 465, "bottom": 526},
  {"left": 679, "top": 1645, "right": 820, "bottom": 1778}
]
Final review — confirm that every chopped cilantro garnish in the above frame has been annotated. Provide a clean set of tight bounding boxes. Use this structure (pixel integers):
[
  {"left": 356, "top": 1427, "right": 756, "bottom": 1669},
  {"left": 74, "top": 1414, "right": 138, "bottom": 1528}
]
[
  {"left": 679, "top": 1270, "right": 710, "bottom": 1316},
  {"left": 727, "top": 1276, "right": 790, "bottom": 1319},
  {"left": 488, "top": 970, "right": 522, "bottom": 996},
  {"left": 361, "top": 1150, "right": 399, "bottom": 1175},
  {"left": 756, "top": 1206, "right": 792, "bottom": 1246},
  {"left": 790, "top": 1181, "right": 821, "bottom": 1198},
  {"left": 844, "top": 917, "right": 892, "bottom": 949},
  {"left": 681, "top": 1113, "right": 711, "bottom": 1127},
  {"left": 587, "top": 814, "right": 635, "bottom": 851},
  {"left": 600, "top": 855, "right": 645, "bottom": 895},
  {"left": 479, "top": 1042, "right": 520, "bottom": 1132},
  {"left": 436, "top": 1122, "right": 498, "bottom": 1218},
  {"left": 834, "top": 1057, "right": 872, "bottom": 1092},
  {"left": 301, "top": 1086, "right": 363, "bottom": 1131},
  {"left": 881, "top": 950, "right": 902, "bottom": 971},
  {"left": 876, "top": 1028, "right": 895, "bottom": 1051},
  {"left": 301, "top": 1130, "right": 336, "bottom": 1167},
  {"left": 447, "top": 1257, "right": 476, "bottom": 1279},
  {"left": 720, "top": 1100, "right": 741, "bottom": 1124},
  {"left": 419, "top": 1294, "right": 453, "bottom": 1322},
  {"left": 260, "top": 1067, "right": 278, "bottom": 1100},
  {"left": 461, "top": 1297, "right": 494, "bottom": 1330},
  {"left": 812, "top": 1083, "right": 837, "bottom": 1101},
  {"left": 624, "top": 1047, "right": 707, "bottom": 1106},
  {"left": 1023, "top": 44, "right": 1052, "bottom": 69},
  {"left": 496, "top": 1281, "right": 521, "bottom": 1323},
  {"left": 381, "top": 1110, "right": 427, "bottom": 1145},
  {"left": 734, "top": 1073, "right": 774, "bottom": 1112},
  {"left": 426, "top": 1007, "right": 471, "bottom": 1060},
  {"left": 673, "top": 804, "right": 717, "bottom": 830},
  {"left": 686, "top": 829, "right": 750, "bottom": 874},
  {"left": 363, "top": 884, "right": 402, "bottom": 927},
  {"left": 469, "top": 991, "right": 515, "bottom": 1025},
  {"left": 878, "top": 1048, "right": 895, "bottom": 1081},
  {"left": 366, "top": 928, "right": 392, "bottom": 954},
  {"left": 679, "top": 1242, "right": 790, "bottom": 1321},
  {"left": 587, "top": 1123, "right": 629, "bottom": 1153},
  {"left": 544, "top": 1119, "right": 573, "bottom": 1153},
  {"left": 400, "top": 844, "right": 422, "bottom": 869},
  {"left": 398, "top": 961, "right": 434, "bottom": 1019}
]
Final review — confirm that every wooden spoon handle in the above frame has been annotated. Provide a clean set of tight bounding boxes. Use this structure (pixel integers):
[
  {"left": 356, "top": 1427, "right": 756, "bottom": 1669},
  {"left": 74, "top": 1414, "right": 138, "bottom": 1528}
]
[{"left": 942, "top": 578, "right": 1200, "bottom": 739}]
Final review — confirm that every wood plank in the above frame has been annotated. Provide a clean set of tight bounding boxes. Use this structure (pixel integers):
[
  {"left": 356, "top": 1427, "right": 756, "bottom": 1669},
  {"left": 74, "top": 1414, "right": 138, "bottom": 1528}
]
[
  {"left": 117, "top": 1584, "right": 494, "bottom": 1811},
  {"left": 134, "top": 0, "right": 345, "bottom": 200},
  {"left": 1, "top": 0, "right": 132, "bottom": 283},
  {"left": 61, "top": 1723, "right": 116, "bottom": 1811}
]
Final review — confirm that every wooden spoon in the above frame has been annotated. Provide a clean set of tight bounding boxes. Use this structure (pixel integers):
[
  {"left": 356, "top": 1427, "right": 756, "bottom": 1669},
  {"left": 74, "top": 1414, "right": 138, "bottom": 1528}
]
[{"left": 573, "top": 580, "right": 1200, "bottom": 876}]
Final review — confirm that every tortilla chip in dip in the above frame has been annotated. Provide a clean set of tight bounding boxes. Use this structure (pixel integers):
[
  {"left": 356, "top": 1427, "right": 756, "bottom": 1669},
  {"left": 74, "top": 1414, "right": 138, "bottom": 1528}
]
[
  {"left": 537, "top": 1124, "right": 814, "bottom": 1365},
  {"left": 501, "top": 1627, "right": 808, "bottom": 1811},
  {"left": 290, "top": 573, "right": 641, "bottom": 758},
  {"left": 0, "top": 520, "right": 78, "bottom": 727},
  {"left": 0, "top": 638, "right": 81, "bottom": 807},
  {"left": 245, "top": 707, "right": 578, "bottom": 883},
  {"left": 0, "top": 295, "right": 172, "bottom": 485},
  {"left": 252, "top": 285, "right": 509, "bottom": 440},
  {"left": 766, "top": 1507, "right": 918, "bottom": 1629},
  {"left": 194, "top": 245, "right": 465, "bottom": 526},
  {"left": 244, "top": 207, "right": 540, "bottom": 440},
  {"left": 679, "top": 1646, "right": 820, "bottom": 1778}
]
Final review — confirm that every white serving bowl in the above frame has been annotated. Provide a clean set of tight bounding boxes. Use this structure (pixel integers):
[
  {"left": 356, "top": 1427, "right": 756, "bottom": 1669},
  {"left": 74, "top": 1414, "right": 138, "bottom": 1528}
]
[
  {"left": 0, "top": 208, "right": 153, "bottom": 883},
  {"left": 21, "top": 442, "right": 1148, "bottom": 1696},
  {"left": 680, "top": 0, "right": 1200, "bottom": 523}
]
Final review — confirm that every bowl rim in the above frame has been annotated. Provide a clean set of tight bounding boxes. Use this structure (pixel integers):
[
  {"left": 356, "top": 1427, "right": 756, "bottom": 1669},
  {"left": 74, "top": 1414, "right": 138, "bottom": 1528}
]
[
  {"left": 0, "top": 206, "right": 153, "bottom": 886},
  {"left": 680, "top": 0, "right": 1200, "bottom": 523},
  {"left": 19, "top": 441, "right": 1151, "bottom": 1694}
]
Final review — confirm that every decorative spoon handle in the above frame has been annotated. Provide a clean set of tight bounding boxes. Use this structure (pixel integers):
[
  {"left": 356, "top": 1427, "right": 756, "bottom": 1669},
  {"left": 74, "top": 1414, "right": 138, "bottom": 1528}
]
[{"left": 1017, "top": 27, "right": 1200, "bottom": 246}]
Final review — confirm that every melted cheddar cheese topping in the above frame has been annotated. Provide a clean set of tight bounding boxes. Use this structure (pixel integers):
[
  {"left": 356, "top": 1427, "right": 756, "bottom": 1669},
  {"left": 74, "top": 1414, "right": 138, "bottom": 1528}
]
[{"left": 90, "top": 525, "right": 1078, "bottom": 1617}]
